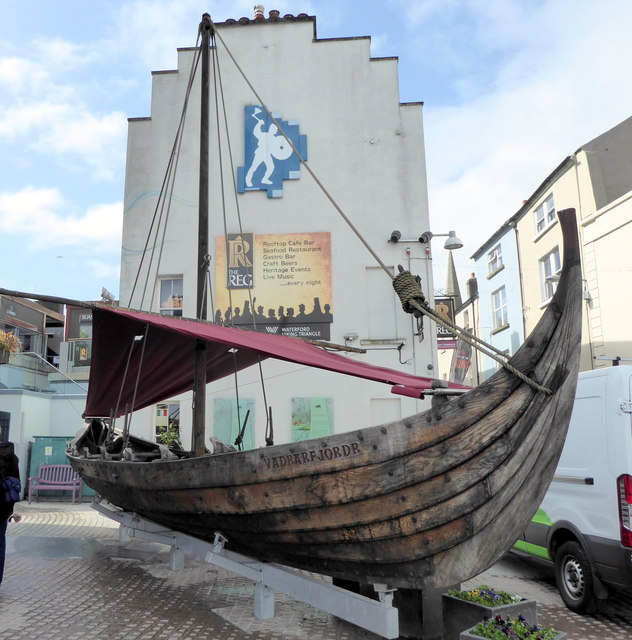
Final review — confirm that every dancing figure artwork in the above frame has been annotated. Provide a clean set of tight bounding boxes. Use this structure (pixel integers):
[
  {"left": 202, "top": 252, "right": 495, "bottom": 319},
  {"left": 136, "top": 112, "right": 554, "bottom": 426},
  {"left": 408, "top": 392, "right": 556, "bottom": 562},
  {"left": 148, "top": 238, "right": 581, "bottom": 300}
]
[{"left": 237, "top": 106, "right": 307, "bottom": 198}]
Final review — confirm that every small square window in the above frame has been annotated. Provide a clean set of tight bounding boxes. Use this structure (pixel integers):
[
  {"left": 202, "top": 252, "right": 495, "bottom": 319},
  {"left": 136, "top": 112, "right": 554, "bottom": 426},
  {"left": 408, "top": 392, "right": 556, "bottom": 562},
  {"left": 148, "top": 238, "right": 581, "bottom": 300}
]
[
  {"left": 534, "top": 194, "right": 556, "bottom": 235},
  {"left": 487, "top": 245, "right": 503, "bottom": 275},
  {"left": 159, "top": 278, "right": 183, "bottom": 316}
]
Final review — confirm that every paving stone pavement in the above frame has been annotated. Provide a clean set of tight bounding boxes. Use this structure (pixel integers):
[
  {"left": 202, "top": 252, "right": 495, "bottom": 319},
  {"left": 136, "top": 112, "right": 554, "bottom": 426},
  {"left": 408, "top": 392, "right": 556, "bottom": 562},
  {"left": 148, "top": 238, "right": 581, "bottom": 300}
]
[
  {"left": 1, "top": 502, "right": 383, "bottom": 640},
  {"left": 1, "top": 501, "right": 631, "bottom": 639}
]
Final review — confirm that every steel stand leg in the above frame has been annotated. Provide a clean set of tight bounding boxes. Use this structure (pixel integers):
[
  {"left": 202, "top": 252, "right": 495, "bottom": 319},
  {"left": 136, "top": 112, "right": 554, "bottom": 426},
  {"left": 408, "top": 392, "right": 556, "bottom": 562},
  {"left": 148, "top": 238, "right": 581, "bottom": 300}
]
[{"left": 254, "top": 583, "right": 275, "bottom": 619}]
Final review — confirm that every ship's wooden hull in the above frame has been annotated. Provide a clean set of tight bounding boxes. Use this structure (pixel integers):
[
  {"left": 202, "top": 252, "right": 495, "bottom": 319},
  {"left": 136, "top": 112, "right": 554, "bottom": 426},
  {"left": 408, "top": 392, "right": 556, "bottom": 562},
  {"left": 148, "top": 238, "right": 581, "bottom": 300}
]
[{"left": 68, "top": 209, "right": 581, "bottom": 589}]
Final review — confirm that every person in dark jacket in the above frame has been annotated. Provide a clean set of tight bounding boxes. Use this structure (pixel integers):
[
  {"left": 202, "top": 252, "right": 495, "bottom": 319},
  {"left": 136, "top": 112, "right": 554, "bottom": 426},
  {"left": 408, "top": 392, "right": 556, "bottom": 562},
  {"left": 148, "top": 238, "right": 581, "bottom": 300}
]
[{"left": 0, "top": 441, "right": 21, "bottom": 586}]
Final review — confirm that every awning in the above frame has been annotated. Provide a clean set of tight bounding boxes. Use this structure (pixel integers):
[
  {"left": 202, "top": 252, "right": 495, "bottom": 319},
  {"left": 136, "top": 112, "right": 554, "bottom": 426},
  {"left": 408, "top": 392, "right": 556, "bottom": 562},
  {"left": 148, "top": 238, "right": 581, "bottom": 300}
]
[{"left": 84, "top": 307, "right": 468, "bottom": 417}]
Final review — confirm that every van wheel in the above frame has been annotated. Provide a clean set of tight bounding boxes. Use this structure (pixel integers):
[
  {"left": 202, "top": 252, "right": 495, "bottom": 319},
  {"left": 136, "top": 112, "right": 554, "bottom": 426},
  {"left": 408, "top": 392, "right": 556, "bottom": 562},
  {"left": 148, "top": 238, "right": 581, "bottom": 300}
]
[{"left": 554, "top": 541, "right": 603, "bottom": 613}]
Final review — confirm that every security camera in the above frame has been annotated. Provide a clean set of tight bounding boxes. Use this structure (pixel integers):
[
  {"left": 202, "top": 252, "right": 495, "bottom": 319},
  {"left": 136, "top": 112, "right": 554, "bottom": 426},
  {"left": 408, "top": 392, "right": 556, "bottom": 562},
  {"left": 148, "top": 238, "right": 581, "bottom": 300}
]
[
  {"left": 389, "top": 230, "right": 401, "bottom": 243},
  {"left": 101, "top": 287, "right": 116, "bottom": 302}
]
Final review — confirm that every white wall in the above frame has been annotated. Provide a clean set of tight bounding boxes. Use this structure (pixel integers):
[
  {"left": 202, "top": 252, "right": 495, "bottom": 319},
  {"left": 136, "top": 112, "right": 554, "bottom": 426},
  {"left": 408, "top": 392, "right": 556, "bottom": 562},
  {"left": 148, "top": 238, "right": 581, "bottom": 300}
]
[
  {"left": 120, "top": 18, "right": 436, "bottom": 446},
  {"left": 0, "top": 390, "right": 85, "bottom": 480}
]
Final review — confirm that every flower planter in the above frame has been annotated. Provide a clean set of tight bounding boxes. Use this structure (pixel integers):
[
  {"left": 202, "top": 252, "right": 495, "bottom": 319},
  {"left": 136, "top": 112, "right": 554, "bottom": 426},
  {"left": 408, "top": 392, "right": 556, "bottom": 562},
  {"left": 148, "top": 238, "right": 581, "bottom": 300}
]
[
  {"left": 460, "top": 625, "right": 566, "bottom": 639},
  {"left": 442, "top": 594, "right": 537, "bottom": 640}
]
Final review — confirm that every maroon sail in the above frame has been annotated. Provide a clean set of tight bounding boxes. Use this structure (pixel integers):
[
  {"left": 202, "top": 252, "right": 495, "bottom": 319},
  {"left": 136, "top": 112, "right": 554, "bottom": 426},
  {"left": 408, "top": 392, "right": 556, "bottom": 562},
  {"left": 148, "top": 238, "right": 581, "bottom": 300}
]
[{"left": 84, "top": 306, "right": 467, "bottom": 418}]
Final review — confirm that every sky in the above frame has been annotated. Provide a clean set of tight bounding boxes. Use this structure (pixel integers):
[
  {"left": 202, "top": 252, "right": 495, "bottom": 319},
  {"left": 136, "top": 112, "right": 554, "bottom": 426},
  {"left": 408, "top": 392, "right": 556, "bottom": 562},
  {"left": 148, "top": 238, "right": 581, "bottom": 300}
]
[{"left": 1, "top": 0, "right": 632, "bottom": 302}]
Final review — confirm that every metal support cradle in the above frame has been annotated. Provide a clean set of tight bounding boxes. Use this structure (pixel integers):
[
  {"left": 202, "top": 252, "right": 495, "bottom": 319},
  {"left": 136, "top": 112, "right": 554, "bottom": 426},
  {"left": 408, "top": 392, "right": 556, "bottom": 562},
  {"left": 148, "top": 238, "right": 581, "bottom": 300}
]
[{"left": 92, "top": 498, "right": 399, "bottom": 639}]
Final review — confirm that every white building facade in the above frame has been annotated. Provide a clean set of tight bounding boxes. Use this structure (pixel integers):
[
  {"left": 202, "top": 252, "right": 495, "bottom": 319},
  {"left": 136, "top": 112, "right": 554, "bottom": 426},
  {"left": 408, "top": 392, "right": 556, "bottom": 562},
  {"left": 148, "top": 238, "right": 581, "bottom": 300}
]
[{"left": 119, "top": 14, "right": 436, "bottom": 449}]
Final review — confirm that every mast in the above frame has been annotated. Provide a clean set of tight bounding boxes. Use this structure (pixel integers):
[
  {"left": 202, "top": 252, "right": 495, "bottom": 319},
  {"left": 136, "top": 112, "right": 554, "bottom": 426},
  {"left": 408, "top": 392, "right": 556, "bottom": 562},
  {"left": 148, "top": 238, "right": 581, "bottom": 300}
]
[
  {"left": 192, "top": 13, "right": 212, "bottom": 457},
  {"left": 197, "top": 13, "right": 211, "bottom": 318}
]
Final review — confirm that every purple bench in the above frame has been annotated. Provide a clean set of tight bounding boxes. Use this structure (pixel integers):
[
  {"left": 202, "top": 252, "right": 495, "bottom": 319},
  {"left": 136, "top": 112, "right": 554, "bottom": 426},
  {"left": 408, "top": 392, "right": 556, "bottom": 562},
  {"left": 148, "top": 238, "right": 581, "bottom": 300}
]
[{"left": 28, "top": 464, "right": 83, "bottom": 504}]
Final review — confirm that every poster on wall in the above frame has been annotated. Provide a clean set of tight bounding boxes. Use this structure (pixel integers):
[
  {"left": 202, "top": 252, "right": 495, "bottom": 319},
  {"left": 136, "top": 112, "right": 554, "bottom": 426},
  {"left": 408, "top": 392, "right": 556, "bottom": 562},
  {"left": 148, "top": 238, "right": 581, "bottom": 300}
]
[
  {"left": 435, "top": 296, "right": 457, "bottom": 349},
  {"left": 236, "top": 105, "right": 307, "bottom": 199},
  {"left": 291, "top": 398, "right": 333, "bottom": 441},
  {"left": 215, "top": 232, "right": 333, "bottom": 340},
  {"left": 66, "top": 307, "right": 93, "bottom": 340},
  {"left": 449, "top": 332, "right": 473, "bottom": 385},
  {"left": 213, "top": 398, "right": 255, "bottom": 450}
]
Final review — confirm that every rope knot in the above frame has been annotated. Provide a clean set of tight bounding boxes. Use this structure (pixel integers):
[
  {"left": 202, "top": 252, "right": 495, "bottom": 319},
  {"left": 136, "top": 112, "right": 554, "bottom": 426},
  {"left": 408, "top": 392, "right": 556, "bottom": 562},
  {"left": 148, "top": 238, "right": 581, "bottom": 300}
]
[{"left": 393, "top": 269, "right": 426, "bottom": 315}]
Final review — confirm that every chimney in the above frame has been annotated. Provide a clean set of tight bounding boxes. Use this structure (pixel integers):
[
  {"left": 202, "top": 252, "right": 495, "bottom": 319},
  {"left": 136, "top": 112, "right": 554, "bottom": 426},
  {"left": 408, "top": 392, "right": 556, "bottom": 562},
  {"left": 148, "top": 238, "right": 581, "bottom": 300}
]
[{"left": 254, "top": 4, "right": 265, "bottom": 20}]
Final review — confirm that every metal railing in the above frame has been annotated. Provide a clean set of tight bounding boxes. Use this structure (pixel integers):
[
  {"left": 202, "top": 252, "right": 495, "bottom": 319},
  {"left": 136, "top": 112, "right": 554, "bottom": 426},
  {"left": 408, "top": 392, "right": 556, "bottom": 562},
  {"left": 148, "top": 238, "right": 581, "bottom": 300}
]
[{"left": 0, "top": 351, "right": 87, "bottom": 396}]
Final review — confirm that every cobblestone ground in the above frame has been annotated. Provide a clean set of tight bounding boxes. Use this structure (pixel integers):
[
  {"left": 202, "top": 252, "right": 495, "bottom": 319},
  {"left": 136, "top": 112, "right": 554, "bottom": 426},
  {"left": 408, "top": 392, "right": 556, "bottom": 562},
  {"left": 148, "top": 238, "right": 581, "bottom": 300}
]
[
  {"left": 1, "top": 502, "right": 631, "bottom": 639},
  {"left": 0, "top": 502, "right": 381, "bottom": 640}
]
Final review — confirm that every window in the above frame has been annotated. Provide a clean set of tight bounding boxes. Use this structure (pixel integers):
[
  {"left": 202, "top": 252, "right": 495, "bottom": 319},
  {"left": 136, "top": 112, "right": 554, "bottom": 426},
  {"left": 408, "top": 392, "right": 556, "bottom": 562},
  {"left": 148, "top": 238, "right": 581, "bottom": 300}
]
[
  {"left": 491, "top": 286, "right": 508, "bottom": 331},
  {"left": 155, "top": 402, "right": 180, "bottom": 446},
  {"left": 534, "top": 194, "right": 556, "bottom": 234},
  {"left": 487, "top": 244, "right": 503, "bottom": 275},
  {"left": 540, "top": 247, "right": 561, "bottom": 301},
  {"left": 159, "top": 278, "right": 183, "bottom": 316}
]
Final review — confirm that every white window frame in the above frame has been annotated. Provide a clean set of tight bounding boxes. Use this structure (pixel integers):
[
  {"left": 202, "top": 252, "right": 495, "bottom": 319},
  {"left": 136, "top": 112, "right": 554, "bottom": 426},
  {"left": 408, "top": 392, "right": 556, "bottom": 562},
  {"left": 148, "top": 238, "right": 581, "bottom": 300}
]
[
  {"left": 540, "top": 247, "right": 561, "bottom": 302},
  {"left": 159, "top": 277, "right": 183, "bottom": 316},
  {"left": 534, "top": 194, "right": 556, "bottom": 235},
  {"left": 491, "top": 286, "right": 508, "bottom": 331},
  {"left": 487, "top": 244, "right": 503, "bottom": 276}
]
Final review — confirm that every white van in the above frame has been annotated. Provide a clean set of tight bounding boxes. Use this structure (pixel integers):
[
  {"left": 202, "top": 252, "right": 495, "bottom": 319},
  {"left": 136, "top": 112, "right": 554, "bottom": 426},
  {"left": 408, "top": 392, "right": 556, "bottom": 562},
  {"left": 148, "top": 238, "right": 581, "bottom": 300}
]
[{"left": 514, "top": 365, "right": 632, "bottom": 613}]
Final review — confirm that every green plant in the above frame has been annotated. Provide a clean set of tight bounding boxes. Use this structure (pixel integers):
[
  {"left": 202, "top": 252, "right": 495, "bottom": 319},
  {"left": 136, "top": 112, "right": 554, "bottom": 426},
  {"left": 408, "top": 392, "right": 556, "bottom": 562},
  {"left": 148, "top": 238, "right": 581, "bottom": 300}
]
[
  {"left": 470, "top": 614, "right": 560, "bottom": 639},
  {"left": 157, "top": 422, "right": 182, "bottom": 448},
  {"left": 448, "top": 585, "right": 522, "bottom": 607},
  {"left": 0, "top": 329, "right": 23, "bottom": 353}
]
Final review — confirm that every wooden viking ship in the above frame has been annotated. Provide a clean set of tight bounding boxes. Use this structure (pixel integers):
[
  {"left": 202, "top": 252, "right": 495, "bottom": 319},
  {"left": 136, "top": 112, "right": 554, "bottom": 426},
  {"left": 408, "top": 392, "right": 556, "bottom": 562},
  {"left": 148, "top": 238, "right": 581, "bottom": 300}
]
[
  {"left": 64, "top": 14, "right": 581, "bottom": 591},
  {"left": 65, "top": 204, "right": 581, "bottom": 589}
]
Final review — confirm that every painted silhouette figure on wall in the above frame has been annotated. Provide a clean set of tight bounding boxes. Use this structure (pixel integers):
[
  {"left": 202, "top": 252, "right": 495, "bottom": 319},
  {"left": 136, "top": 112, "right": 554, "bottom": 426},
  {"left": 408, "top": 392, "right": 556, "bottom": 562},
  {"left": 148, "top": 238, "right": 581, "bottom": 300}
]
[{"left": 245, "top": 108, "right": 293, "bottom": 187}]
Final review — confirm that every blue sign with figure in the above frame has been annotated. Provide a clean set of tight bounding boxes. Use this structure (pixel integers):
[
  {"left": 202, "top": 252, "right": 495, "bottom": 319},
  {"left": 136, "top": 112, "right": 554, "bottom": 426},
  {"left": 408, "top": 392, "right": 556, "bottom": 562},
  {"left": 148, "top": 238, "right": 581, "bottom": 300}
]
[{"left": 237, "top": 106, "right": 307, "bottom": 198}]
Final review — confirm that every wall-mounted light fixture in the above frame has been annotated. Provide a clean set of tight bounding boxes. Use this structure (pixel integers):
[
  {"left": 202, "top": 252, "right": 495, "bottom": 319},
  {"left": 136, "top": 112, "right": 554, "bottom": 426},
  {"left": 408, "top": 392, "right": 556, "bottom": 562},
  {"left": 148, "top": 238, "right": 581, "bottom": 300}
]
[{"left": 388, "top": 229, "right": 463, "bottom": 250}]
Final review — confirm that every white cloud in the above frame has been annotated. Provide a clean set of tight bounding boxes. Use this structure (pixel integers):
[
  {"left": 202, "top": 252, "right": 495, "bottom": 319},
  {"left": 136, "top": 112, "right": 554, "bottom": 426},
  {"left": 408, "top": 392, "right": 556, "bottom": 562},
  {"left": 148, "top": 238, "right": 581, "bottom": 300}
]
[
  {"left": 0, "top": 57, "right": 49, "bottom": 95},
  {"left": 34, "top": 38, "right": 89, "bottom": 71},
  {"left": 419, "top": 0, "right": 632, "bottom": 270},
  {"left": 87, "top": 259, "right": 121, "bottom": 280},
  {"left": 0, "top": 187, "right": 122, "bottom": 251},
  {"left": 36, "top": 110, "right": 128, "bottom": 181},
  {"left": 0, "top": 100, "right": 127, "bottom": 180},
  {"left": 0, "top": 30, "right": 127, "bottom": 181}
]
